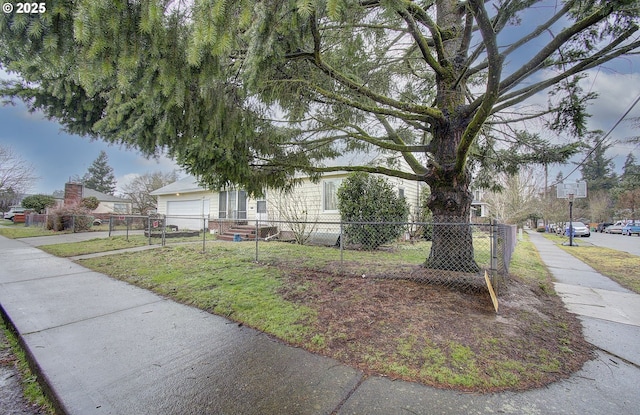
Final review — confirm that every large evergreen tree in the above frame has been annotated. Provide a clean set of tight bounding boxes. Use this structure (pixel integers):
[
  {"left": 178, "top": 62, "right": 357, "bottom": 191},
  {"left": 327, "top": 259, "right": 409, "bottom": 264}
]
[
  {"left": 614, "top": 152, "right": 640, "bottom": 218},
  {"left": 1, "top": 1, "right": 639, "bottom": 272},
  {"left": 579, "top": 133, "right": 617, "bottom": 193},
  {"left": 83, "top": 151, "right": 117, "bottom": 195}
]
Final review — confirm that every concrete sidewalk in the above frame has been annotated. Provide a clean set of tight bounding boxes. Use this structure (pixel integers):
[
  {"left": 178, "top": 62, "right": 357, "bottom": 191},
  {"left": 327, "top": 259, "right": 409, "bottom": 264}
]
[{"left": 1, "top": 233, "right": 639, "bottom": 414}]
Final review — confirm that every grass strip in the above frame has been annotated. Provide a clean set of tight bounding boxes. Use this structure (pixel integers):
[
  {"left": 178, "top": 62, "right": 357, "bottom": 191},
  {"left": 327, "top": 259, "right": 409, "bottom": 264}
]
[
  {"left": 39, "top": 235, "right": 151, "bottom": 257},
  {"left": 0, "top": 319, "right": 55, "bottom": 414}
]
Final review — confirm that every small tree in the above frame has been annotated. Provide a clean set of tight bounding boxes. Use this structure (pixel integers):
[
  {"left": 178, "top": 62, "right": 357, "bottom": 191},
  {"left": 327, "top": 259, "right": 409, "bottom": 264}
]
[
  {"left": 82, "top": 151, "right": 117, "bottom": 195},
  {"left": 338, "top": 172, "right": 409, "bottom": 250},
  {"left": 272, "top": 189, "right": 320, "bottom": 245},
  {"left": 21, "top": 194, "right": 57, "bottom": 213},
  {"left": 121, "top": 171, "right": 180, "bottom": 214},
  {"left": 81, "top": 196, "right": 100, "bottom": 211},
  {"left": 0, "top": 145, "right": 37, "bottom": 196}
]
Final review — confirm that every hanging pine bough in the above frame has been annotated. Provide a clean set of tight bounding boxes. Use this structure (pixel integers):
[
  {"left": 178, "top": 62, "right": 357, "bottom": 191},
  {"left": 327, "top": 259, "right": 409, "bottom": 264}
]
[{"left": 1, "top": 0, "right": 639, "bottom": 274}]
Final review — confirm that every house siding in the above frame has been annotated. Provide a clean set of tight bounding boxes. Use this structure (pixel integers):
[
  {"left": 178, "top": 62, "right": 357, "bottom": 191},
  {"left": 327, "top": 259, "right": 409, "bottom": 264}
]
[
  {"left": 267, "top": 172, "right": 422, "bottom": 223},
  {"left": 157, "top": 176, "right": 422, "bottom": 222}
]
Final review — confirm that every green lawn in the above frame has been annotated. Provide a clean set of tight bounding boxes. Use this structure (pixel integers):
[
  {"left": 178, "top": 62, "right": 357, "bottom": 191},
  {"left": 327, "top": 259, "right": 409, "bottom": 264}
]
[
  {"left": 1, "top": 320, "right": 55, "bottom": 414},
  {"left": 40, "top": 235, "right": 152, "bottom": 257},
  {"left": 79, "top": 243, "right": 316, "bottom": 343},
  {"left": 0, "top": 223, "right": 64, "bottom": 238},
  {"left": 69, "top": 235, "right": 589, "bottom": 391}
]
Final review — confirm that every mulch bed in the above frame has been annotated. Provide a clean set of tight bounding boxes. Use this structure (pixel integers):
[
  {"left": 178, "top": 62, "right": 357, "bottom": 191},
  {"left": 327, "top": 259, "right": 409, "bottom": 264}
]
[{"left": 278, "top": 264, "right": 594, "bottom": 392}]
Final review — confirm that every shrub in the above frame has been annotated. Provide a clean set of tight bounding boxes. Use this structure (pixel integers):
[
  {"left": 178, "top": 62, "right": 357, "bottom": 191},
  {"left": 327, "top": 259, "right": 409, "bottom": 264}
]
[
  {"left": 47, "top": 207, "right": 94, "bottom": 232},
  {"left": 337, "top": 172, "right": 409, "bottom": 250},
  {"left": 21, "top": 194, "right": 57, "bottom": 213},
  {"left": 81, "top": 196, "right": 100, "bottom": 211}
]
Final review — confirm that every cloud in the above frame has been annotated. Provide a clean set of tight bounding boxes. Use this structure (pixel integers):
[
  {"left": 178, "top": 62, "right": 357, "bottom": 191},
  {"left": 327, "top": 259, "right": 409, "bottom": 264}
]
[
  {"left": 116, "top": 173, "right": 141, "bottom": 193},
  {"left": 579, "top": 70, "right": 640, "bottom": 136}
]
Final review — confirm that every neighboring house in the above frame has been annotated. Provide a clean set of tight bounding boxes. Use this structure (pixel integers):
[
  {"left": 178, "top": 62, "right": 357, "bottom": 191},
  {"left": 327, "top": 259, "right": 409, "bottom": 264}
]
[
  {"left": 471, "top": 188, "right": 489, "bottom": 221},
  {"left": 53, "top": 182, "right": 132, "bottom": 215},
  {"left": 151, "top": 154, "right": 424, "bottom": 235}
]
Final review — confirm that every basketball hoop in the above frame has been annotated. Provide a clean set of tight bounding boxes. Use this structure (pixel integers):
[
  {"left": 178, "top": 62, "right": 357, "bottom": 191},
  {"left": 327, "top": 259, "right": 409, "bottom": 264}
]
[{"left": 568, "top": 193, "right": 575, "bottom": 202}]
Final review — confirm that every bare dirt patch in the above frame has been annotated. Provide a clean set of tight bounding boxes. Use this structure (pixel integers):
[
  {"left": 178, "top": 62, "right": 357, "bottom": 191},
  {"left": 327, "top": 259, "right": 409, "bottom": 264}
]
[{"left": 279, "top": 265, "right": 594, "bottom": 392}]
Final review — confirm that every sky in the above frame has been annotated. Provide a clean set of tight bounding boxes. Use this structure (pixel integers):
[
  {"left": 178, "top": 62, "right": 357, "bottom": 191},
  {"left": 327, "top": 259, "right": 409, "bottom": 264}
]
[
  {"left": 1, "top": 2, "right": 640, "bottom": 197},
  {"left": 0, "top": 93, "right": 181, "bottom": 196}
]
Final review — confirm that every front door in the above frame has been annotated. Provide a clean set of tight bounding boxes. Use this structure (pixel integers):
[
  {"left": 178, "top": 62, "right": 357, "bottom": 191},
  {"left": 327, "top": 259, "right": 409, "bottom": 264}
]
[
  {"left": 256, "top": 196, "right": 268, "bottom": 222},
  {"left": 219, "top": 190, "right": 247, "bottom": 220}
]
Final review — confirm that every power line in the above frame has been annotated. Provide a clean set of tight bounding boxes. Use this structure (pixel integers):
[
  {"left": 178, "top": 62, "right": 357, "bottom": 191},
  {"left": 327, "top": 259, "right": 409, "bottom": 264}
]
[{"left": 556, "top": 93, "right": 640, "bottom": 184}]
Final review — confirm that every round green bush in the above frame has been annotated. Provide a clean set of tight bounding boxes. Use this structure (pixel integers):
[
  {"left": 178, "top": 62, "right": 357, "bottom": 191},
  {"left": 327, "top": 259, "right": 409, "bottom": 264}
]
[{"left": 337, "top": 172, "right": 409, "bottom": 250}]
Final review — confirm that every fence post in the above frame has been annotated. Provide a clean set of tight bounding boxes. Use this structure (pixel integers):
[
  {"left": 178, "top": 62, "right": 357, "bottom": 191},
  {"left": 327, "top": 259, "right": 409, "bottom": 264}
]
[
  {"left": 148, "top": 216, "right": 152, "bottom": 246},
  {"left": 490, "top": 219, "right": 498, "bottom": 273},
  {"left": 340, "top": 221, "right": 344, "bottom": 266},
  {"left": 161, "top": 217, "right": 166, "bottom": 246},
  {"left": 202, "top": 216, "right": 207, "bottom": 253},
  {"left": 255, "top": 218, "right": 259, "bottom": 262}
]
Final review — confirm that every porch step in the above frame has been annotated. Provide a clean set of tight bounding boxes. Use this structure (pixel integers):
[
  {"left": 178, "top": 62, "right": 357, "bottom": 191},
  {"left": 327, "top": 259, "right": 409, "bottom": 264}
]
[{"left": 217, "top": 225, "right": 278, "bottom": 241}]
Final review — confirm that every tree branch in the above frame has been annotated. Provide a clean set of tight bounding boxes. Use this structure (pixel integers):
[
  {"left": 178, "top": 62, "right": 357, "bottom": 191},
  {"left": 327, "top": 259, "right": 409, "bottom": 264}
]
[
  {"left": 307, "top": 15, "right": 443, "bottom": 122},
  {"left": 456, "top": 0, "right": 502, "bottom": 176},
  {"left": 397, "top": 10, "right": 445, "bottom": 77},
  {"left": 491, "top": 34, "right": 640, "bottom": 114},
  {"left": 496, "top": 2, "right": 618, "bottom": 96}
]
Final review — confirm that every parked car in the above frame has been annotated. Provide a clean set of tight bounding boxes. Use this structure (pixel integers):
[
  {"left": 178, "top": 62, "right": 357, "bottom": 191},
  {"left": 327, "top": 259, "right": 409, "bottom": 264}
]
[
  {"left": 622, "top": 222, "right": 640, "bottom": 236},
  {"left": 604, "top": 221, "right": 625, "bottom": 234},
  {"left": 3, "top": 206, "right": 25, "bottom": 221},
  {"left": 564, "top": 222, "right": 590, "bottom": 237},
  {"left": 596, "top": 222, "right": 613, "bottom": 232}
]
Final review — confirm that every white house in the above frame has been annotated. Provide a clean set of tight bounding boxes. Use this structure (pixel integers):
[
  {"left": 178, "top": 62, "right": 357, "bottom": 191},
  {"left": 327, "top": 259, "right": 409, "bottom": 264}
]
[
  {"left": 150, "top": 154, "right": 424, "bottom": 234},
  {"left": 471, "top": 188, "right": 489, "bottom": 221}
]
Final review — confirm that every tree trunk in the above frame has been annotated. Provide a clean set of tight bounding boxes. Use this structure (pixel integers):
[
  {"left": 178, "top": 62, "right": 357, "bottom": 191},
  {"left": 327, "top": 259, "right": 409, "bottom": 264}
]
[
  {"left": 424, "top": 116, "right": 480, "bottom": 273},
  {"left": 425, "top": 170, "right": 480, "bottom": 273}
]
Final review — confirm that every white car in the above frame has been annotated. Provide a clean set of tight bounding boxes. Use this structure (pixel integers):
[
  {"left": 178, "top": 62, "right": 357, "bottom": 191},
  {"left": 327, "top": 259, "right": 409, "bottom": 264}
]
[
  {"left": 604, "top": 221, "right": 625, "bottom": 234},
  {"left": 3, "top": 206, "right": 25, "bottom": 221},
  {"left": 564, "top": 222, "right": 590, "bottom": 237}
]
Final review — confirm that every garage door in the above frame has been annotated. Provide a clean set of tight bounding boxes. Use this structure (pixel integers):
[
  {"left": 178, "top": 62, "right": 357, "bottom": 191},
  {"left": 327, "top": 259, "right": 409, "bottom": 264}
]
[
  {"left": 167, "top": 199, "right": 210, "bottom": 216},
  {"left": 166, "top": 199, "right": 210, "bottom": 230}
]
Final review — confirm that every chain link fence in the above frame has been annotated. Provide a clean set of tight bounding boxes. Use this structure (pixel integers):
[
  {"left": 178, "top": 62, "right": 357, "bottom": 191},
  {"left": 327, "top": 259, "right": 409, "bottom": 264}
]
[
  {"left": 25, "top": 213, "right": 102, "bottom": 232},
  {"left": 209, "top": 218, "right": 517, "bottom": 294},
  {"left": 24, "top": 212, "right": 517, "bottom": 294}
]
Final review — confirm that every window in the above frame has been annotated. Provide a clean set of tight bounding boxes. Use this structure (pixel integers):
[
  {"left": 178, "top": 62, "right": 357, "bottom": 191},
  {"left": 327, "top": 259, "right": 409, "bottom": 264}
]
[
  {"left": 398, "top": 187, "right": 405, "bottom": 199},
  {"left": 218, "top": 192, "right": 227, "bottom": 219},
  {"left": 323, "top": 179, "right": 341, "bottom": 212},
  {"left": 113, "top": 203, "right": 128, "bottom": 213},
  {"left": 218, "top": 190, "right": 247, "bottom": 219},
  {"left": 257, "top": 200, "right": 267, "bottom": 214}
]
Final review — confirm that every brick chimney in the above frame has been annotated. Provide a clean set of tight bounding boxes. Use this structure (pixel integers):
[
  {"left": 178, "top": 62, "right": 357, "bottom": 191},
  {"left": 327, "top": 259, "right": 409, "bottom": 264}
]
[{"left": 64, "top": 182, "right": 84, "bottom": 207}]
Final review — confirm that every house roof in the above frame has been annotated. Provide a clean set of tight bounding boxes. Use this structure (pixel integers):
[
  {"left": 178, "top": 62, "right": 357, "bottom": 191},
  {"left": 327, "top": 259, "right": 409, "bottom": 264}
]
[
  {"left": 83, "top": 188, "right": 131, "bottom": 203},
  {"left": 152, "top": 151, "right": 415, "bottom": 196},
  {"left": 53, "top": 187, "right": 131, "bottom": 203},
  {"left": 150, "top": 176, "right": 205, "bottom": 196}
]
